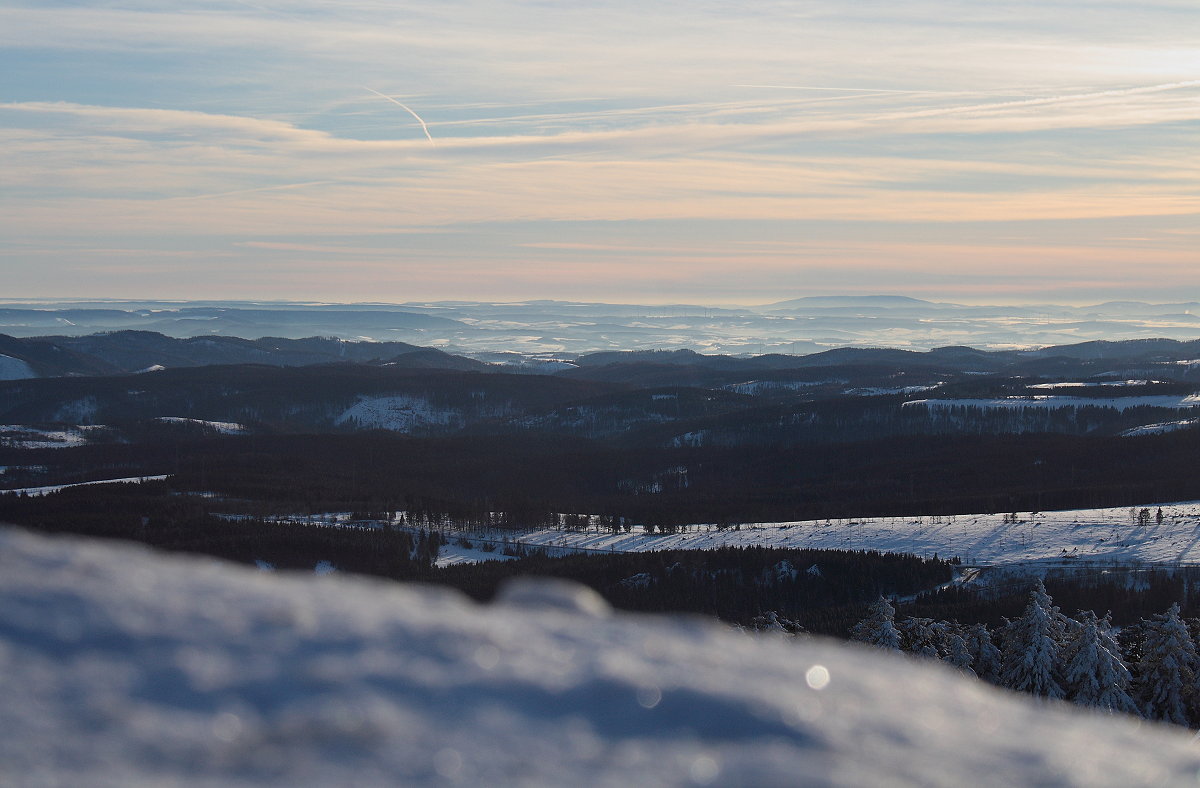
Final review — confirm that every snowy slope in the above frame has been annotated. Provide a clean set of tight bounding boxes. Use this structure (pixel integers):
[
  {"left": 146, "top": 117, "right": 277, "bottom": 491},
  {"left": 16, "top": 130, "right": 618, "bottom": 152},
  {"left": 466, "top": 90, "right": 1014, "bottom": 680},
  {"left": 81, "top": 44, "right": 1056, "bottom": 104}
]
[
  {"left": 0, "top": 424, "right": 97, "bottom": 449},
  {"left": 0, "top": 353, "right": 36, "bottom": 380},
  {"left": 434, "top": 541, "right": 520, "bottom": 567},
  {"left": 1, "top": 475, "right": 169, "bottom": 496},
  {"left": 440, "top": 501, "right": 1200, "bottom": 567},
  {"left": 1121, "top": 419, "right": 1199, "bottom": 437},
  {"left": 336, "top": 395, "right": 463, "bottom": 432},
  {"left": 156, "top": 416, "right": 247, "bottom": 434},
  {"left": 2, "top": 527, "right": 1199, "bottom": 787}
]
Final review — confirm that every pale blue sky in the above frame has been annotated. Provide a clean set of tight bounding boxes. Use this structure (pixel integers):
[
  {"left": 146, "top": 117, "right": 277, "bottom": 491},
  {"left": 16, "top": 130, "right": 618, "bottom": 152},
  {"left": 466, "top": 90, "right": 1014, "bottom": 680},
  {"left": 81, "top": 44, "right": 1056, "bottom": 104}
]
[{"left": 1, "top": 1, "right": 1197, "bottom": 304}]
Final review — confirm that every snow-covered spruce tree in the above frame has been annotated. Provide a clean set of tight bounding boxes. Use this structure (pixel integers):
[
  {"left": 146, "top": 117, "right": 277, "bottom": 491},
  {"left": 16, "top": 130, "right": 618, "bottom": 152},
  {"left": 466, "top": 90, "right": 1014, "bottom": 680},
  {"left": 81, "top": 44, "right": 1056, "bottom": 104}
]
[
  {"left": 850, "top": 596, "right": 901, "bottom": 650},
  {"left": 897, "top": 617, "right": 942, "bottom": 659},
  {"left": 936, "top": 622, "right": 976, "bottom": 676},
  {"left": 999, "top": 582, "right": 1066, "bottom": 699},
  {"left": 1031, "top": 580, "right": 1074, "bottom": 641},
  {"left": 1060, "top": 611, "right": 1138, "bottom": 715},
  {"left": 1135, "top": 603, "right": 1198, "bottom": 726},
  {"left": 963, "top": 623, "right": 1002, "bottom": 684},
  {"left": 748, "top": 611, "right": 806, "bottom": 637}
]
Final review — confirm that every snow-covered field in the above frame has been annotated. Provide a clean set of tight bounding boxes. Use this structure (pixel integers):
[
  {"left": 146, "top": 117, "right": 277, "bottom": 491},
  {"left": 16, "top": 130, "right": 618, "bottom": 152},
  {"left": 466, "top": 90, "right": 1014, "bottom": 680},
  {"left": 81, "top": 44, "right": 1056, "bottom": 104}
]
[
  {"left": 1, "top": 475, "right": 170, "bottom": 496},
  {"left": 435, "top": 540, "right": 520, "bottom": 568},
  {"left": 436, "top": 502, "right": 1200, "bottom": 568},
  {"left": 1027, "top": 381, "right": 1160, "bottom": 389},
  {"left": 156, "top": 416, "right": 247, "bottom": 434},
  {"left": 336, "top": 395, "right": 463, "bottom": 432},
  {"left": 905, "top": 394, "right": 1200, "bottom": 412},
  {"left": 2, "top": 526, "right": 1198, "bottom": 787},
  {"left": 0, "top": 424, "right": 99, "bottom": 449},
  {"left": 847, "top": 385, "right": 937, "bottom": 396},
  {"left": 1121, "top": 419, "right": 1200, "bottom": 437},
  {"left": 0, "top": 353, "right": 36, "bottom": 381},
  {"left": 722, "top": 379, "right": 844, "bottom": 395}
]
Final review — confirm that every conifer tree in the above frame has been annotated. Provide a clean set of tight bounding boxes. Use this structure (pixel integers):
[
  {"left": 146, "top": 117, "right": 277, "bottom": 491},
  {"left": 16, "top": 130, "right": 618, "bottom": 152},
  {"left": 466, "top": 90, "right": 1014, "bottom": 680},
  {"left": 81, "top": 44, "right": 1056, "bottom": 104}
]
[
  {"left": 1060, "top": 611, "right": 1138, "bottom": 715},
  {"left": 749, "top": 611, "right": 805, "bottom": 637},
  {"left": 937, "top": 622, "right": 976, "bottom": 676},
  {"left": 1135, "top": 603, "right": 1198, "bottom": 725},
  {"left": 1031, "top": 580, "right": 1074, "bottom": 641},
  {"left": 963, "top": 623, "right": 1002, "bottom": 684},
  {"left": 897, "top": 617, "right": 941, "bottom": 659},
  {"left": 850, "top": 596, "right": 901, "bottom": 650},
  {"left": 1000, "top": 582, "right": 1065, "bottom": 699}
]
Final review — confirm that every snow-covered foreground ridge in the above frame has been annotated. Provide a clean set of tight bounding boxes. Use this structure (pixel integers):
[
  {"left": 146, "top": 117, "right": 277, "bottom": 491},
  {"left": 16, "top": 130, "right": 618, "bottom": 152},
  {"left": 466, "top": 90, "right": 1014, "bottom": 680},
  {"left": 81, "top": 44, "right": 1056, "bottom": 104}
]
[
  {"left": 2, "top": 528, "right": 1199, "bottom": 787},
  {"left": 479, "top": 501, "right": 1200, "bottom": 567}
]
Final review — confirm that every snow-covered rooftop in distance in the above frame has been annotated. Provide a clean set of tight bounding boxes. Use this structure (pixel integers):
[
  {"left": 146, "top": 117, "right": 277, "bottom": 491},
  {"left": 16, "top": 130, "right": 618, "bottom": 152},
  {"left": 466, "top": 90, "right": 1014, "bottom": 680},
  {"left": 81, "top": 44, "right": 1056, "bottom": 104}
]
[{"left": 2, "top": 527, "right": 1198, "bottom": 786}]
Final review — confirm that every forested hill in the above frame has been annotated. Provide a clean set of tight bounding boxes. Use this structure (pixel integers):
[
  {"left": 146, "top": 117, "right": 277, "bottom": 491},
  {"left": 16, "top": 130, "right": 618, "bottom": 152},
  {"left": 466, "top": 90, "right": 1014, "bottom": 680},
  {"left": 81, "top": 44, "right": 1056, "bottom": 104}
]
[
  {"left": 0, "top": 331, "right": 486, "bottom": 377},
  {"left": 6, "top": 330, "right": 1200, "bottom": 383}
]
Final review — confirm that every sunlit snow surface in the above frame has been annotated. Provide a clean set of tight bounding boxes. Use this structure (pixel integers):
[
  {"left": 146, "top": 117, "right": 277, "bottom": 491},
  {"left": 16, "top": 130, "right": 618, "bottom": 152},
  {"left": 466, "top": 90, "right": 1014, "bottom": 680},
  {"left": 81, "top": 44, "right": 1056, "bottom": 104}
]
[
  {"left": 463, "top": 502, "right": 1200, "bottom": 568},
  {"left": 2, "top": 527, "right": 1199, "bottom": 787},
  {"left": 1121, "top": 419, "right": 1200, "bottom": 437},
  {"left": 156, "top": 417, "right": 247, "bottom": 434},
  {"left": 435, "top": 541, "right": 520, "bottom": 567},
  {"left": 1, "top": 475, "right": 169, "bottom": 497}
]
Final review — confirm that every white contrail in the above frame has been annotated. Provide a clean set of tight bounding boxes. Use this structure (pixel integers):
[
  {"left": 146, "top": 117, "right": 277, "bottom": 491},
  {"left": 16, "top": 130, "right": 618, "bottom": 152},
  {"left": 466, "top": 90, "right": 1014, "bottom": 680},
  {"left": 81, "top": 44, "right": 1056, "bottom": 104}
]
[
  {"left": 895, "top": 80, "right": 1200, "bottom": 120},
  {"left": 364, "top": 87, "right": 434, "bottom": 143},
  {"left": 734, "top": 84, "right": 965, "bottom": 95}
]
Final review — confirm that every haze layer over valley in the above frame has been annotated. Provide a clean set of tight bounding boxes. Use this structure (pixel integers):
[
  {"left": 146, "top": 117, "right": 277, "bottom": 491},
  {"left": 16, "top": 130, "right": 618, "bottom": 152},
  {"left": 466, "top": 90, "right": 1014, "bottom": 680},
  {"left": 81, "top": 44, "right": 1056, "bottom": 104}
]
[{"left": 4, "top": 297, "right": 1200, "bottom": 358}]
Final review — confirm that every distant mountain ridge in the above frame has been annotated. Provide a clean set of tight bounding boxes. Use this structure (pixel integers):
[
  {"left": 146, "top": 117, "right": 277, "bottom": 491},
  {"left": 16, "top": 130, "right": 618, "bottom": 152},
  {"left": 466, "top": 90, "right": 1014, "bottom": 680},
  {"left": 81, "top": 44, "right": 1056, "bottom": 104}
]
[
  {"left": 3, "top": 298, "right": 1200, "bottom": 358},
  {"left": 0, "top": 331, "right": 487, "bottom": 378},
  {"left": 6, "top": 330, "right": 1200, "bottom": 383},
  {"left": 564, "top": 338, "right": 1200, "bottom": 386},
  {"left": 764, "top": 295, "right": 941, "bottom": 309}
]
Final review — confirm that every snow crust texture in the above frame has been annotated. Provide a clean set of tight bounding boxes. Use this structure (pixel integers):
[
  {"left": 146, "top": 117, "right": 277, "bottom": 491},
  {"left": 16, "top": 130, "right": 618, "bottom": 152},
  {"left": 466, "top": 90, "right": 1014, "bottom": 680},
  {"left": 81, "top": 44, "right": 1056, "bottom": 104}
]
[{"left": 2, "top": 527, "right": 1199, "bottom": 787}]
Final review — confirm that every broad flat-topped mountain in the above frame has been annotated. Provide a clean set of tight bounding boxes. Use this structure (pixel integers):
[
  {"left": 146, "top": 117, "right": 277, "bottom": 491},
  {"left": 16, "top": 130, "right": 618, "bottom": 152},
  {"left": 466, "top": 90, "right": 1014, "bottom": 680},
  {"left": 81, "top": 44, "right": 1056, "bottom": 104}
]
[{"left": 764, "top": 294, "right": 946, "bottom": 309}]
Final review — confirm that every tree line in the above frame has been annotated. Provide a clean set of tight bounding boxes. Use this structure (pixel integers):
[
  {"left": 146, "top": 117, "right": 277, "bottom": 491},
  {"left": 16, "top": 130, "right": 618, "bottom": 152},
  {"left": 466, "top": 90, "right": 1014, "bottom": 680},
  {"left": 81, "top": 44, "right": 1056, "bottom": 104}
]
[
  {"left": 845, "top": 583, "right": 1200, "bottom": 726},
  {"left": 10, "top": 424, "right": 1200, "bottom": 529}
]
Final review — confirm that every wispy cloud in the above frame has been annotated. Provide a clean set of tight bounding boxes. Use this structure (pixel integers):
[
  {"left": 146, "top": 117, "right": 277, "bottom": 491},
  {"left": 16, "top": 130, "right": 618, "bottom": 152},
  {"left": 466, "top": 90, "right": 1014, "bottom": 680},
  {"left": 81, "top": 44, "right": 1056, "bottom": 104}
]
[
  {"left": 164, "top": 182, "right": 338, "bottom": 201},
  {"left": 3, "top": 1, "right": 1199, "bottom": 302}
]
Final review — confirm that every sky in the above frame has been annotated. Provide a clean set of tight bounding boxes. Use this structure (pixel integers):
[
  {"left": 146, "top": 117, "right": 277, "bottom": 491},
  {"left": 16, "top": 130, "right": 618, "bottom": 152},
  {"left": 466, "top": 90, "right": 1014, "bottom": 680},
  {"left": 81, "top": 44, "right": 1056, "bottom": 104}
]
[{"left": 1, "top": 1, "right": 1198, "bottom": 305}]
